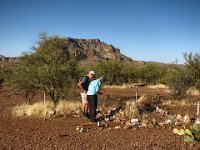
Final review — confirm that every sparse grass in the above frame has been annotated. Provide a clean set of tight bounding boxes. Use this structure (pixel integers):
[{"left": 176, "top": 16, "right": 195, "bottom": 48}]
[
  {"left": 124, "top": 100, "right": 139, "bottom": 119},
  {"left": 147, "top": 84, "right": 170, "bottom": 93},
  {"left": 147, "top": 84, "right": 168, "bottom": 89},
  {"left": 12, "top": 100, "right": 81, "bottom": 117},
  {"left": 187, "top": 87, "right": 200, "bottom": 95},
  {"left": 98, "top": 99, "right": 124, "bottom": 113},
  {"left": 162, "top": 98, "right": 197, "bottom": 107},
  {"left": 103, "top": 84, "right": 138, "bottom": 89},
  {"left": 104, "top": 83, "right": 169, "bottom": 90},
  {"left": 55, "top": 100, "right": 81, "bottom": 114}
]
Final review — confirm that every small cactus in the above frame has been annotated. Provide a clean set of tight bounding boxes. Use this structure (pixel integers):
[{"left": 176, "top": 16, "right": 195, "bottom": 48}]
[
  {"left": 184, "top": 129, "right": 192, "bottom": 136},
  {"left": 173, "top": 128, "right": 185, "bottom": 135},
  {"left": 173, "top": 123, "right": 200, "bottom": 143}
]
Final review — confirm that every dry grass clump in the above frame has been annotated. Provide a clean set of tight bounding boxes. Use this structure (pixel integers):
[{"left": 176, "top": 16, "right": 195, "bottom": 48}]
[
  {"left": 12, "top": 100, "right": 81, "bottom": 117},
  {"left": 124, "top": 100, "right": 139, "bottom": 119},
  {"left": 187, "top": 87, "right": 200, "bottom": 95},
  {"left": 12, "top": 101, "right": 51, "bottom": 117},
  {"left": 55, "top": 100, "right": 81, "bottom": 114}
]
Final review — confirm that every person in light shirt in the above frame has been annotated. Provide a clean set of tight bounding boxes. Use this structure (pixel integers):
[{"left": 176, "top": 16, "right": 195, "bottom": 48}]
[{"left": 87, "top": 76, "right": 106, "bottom": 122}]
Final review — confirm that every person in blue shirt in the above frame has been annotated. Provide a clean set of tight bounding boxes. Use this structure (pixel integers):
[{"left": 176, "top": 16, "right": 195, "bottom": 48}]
[{"left": 87, "top": 76, "right": 106, "bottom": 122}]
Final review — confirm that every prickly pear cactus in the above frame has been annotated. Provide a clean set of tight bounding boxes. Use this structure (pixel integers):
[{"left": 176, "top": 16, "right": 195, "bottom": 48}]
[
  {"left": 173, "top": 128, "right": 185, "bottom": 135},
  {"left": 173, "top": 123, "right": 200, "bottom": 143}
]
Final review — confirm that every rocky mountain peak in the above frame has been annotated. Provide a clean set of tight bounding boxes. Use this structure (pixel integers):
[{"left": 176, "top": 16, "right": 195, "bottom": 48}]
[
  {"left": 64, "top": 37, "right": 133, "bottom": 61},
  {"left": 0, "top": 37, "right": 134, "bottom": 65}
]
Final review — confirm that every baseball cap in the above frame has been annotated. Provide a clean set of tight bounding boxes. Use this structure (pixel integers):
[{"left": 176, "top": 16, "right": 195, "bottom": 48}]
[{"left": 89, "top": 71, "right": 95, "bottom": 75}]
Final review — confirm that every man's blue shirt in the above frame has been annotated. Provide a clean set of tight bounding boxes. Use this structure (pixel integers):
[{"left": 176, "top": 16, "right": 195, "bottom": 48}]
[{"left": 87, "top": 79, "right": 101, "bottom": 95}]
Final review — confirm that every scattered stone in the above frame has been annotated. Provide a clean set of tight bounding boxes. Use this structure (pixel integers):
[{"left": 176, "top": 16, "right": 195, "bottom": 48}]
[
  {"left": 175, "top": 121, "right": 182, "bottom": 126},
  {"left": 165, "top": 119, "right": 172, "bottom": 124},
  {"left": 48, "top": 110, "right": 56, "bottom": 115},
  {"left": 96, "top": 113, "right": 103, "bottom": 119},
  {"left": 75, "top": 126, "right": 85, "bottom": 132},
  {"left": 75, "top": 126, "right": 82, "bottom": 131},
  {"left": 121, "top": 120, "right": 126, "bottom": 124},
  {"left": 158, "top": 109, "right": 165, "bottom": 115},
  {"left": 76, "top": 110, "right": 82, "bottom": 115},
  {"left": 79, "top": 127, "right": 84, "bottom": 132},
  {"left": 73, "top": 114, "right": 81, "bottom": 118},
  {"left": 119, "top": 110, "right": 125, "bottom": 116},
  {"left": 97, "top": 120, "right": 107, "bottom": 127},
  {"left": 176, "top": 114, "right": 182, "bottom": 121},
  {"left": 123, "top": 125, "right": 132, "bottom": 130},
  {"left": 196, "top": 118, "right": 200, "bottom": 124},
  {"left": 125, "top": 121, "right": 131, "bottom": 126},
  {"left": 156, "top": 107, "right": 160, "bottom": 112},
  {"left": 183, "top": 115, "right": 190, "bottom": 124},
  {"left": 104, "top": 117, "right": 110, "bottom": 122},
  {"left": 130, "top": 118, "right": 139, "bottom": 125},
  {"left": 60, "top": 132, "right": 69, "bottom": 137},
  {"left": 114, "top": 118, "right": 121, "bottom": 123},
  {"left": 113, "top": 126, "right": 121, "bottom": 130}
]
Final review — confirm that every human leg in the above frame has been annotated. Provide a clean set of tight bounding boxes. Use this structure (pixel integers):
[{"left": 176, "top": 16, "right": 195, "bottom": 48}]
[
  {"left": 87, "top": 95, "right": 97, "bottom": 122},
  {"left": 81, "top": 92, "right": 88, "bottom": 113}
]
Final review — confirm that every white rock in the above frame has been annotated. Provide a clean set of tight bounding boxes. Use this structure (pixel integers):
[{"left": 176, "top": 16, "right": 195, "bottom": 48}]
[
  {"left": 105, "top": 117, "right": 109, "bottom": 121},
  {"left": 183, "top": 115, "right": 190, "bottom": 124},
  {"left": 130, "top": 118, "right": 139, "bottom": 125},
  {"left": 165, "top": 119, "right": 172, "bottom": 124},
  {"left": 176, "top": 114, "right": 182, "bottom": 121},
  {"left": 79, "top": 127, "right": 84, "bottom": 132},
  {"left": 196, "top": 118, "right": 200, "bottom": 124},
  {"left": 131, "top": 118, "right": 139, "bottom": 123},
  {"left": 75, "top": 126, "right": 82, "bottom": 131},
  {"left": 156, "top": 107, "right": 160, "bottom": 112},
  {"left": 113, "top": 126, "right": 121, "bottom": 130}
]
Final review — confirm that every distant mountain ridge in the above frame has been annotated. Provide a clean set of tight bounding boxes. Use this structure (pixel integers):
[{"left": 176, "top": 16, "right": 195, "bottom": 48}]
[
  {"left": 0, "top": 37, "right": 144, "bottom": 64},
  {"left": 64, "top": 37, "right": 133, "bottom": 62}
]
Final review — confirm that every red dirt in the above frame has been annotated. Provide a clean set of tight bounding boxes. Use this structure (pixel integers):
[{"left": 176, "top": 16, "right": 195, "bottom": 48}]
[{"left": 1, "top": 87, "right": 200, "bottom": 150}]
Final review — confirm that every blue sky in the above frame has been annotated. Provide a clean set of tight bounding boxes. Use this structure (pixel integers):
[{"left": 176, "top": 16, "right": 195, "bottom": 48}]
[{"left": 0, "top": 0, "right": 199, "bottom": 64}]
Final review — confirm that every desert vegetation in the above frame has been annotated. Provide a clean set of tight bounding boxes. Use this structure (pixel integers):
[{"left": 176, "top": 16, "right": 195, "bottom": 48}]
[
  {"left": 1, "top": 34, "right": 200, "bottom": 105},
  {"left": 1, "top": 33, "right": 200, "bottom": 149}
]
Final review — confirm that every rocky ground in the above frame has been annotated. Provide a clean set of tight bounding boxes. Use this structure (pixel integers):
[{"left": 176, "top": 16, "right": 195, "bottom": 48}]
[{"left": 1, "top": 86, "right": 200, "bottom": 150}]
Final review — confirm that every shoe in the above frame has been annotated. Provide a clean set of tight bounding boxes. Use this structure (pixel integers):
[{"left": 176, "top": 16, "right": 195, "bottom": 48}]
[
  {"left": 82, "top": 114, "right": 90, "bottom": 119},
  {"left": 90, "top": 118, "right": 98, "bottom": 123},
  {"left": 85, "top": 112, "right": 90, "bottom": 119}
]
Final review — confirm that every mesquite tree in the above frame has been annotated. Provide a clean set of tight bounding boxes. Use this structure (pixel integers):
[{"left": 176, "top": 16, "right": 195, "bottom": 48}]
[{"left": 5, "top": 33, "right": 80, "bottom": 107}]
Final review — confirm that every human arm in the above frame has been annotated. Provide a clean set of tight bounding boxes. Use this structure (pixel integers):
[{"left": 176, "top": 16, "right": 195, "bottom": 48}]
[
  {"left": 95, "top": 81, "right": 102, "bottom": 95},
  {"left": 77, "top": 76, "right": 88, "bottom": 93}
]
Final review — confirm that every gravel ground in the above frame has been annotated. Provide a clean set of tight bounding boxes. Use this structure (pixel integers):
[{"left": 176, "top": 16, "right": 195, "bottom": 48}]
[{"left": 1, "top": 87, "right": 200, "bottom": 150}]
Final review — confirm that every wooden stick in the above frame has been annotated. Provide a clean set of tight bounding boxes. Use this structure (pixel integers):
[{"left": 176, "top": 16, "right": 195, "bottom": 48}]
[
  {"left": 136, "top": 91, "right": 138, "bottom": 102},
  {"left": 44, "top": 91, "right": 46, "bottom": 118},
  {"left": 197, "top": 101, "right": 199, "bottom": 116}
]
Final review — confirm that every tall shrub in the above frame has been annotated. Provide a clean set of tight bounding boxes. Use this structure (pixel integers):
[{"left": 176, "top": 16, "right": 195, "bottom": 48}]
[
  {"left": 184, "top": 52, "right": 200, "bottom": 95},
  {"left": 5, "top": 33, "right": 80, "bottom": 107},
  {"left": 92, "top": 60, "right": 126, "bottom": 85}
]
